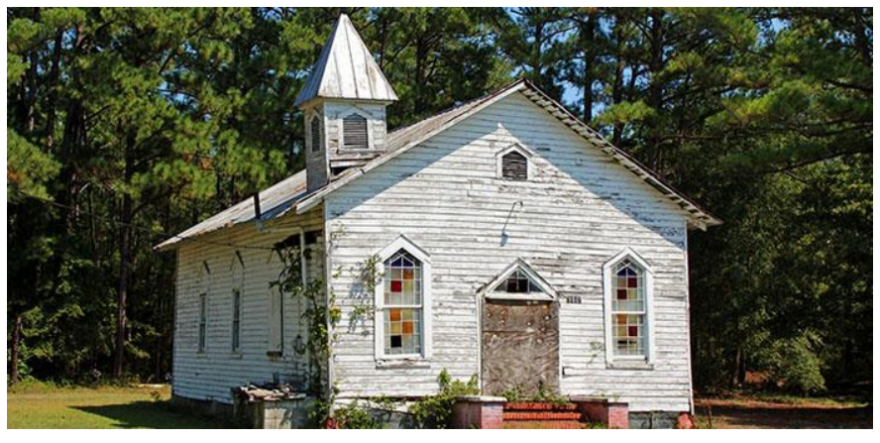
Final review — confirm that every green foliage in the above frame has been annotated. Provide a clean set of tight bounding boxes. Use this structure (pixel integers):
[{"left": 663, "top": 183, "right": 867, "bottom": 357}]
[
  {"left": 499, "top": 382, "right": 568, "bottom": 406},
  {"left": 332, "top": 401, "right": 384, "bottom": 429},
  {"left": 410, "top": 369, "right": 480, "bottom": 429}
]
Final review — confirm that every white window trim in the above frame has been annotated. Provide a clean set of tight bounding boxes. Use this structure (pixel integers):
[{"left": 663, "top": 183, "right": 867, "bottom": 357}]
[
  {"left": 496, "top": 142, "right": 535, "bottom": 180},
  {"left": 603, "top": 248, "right": 655, "bottom": 366},
  {"left": 477, "top": 258, "right": 557, "bottom": 302},
  {"left": 230, "top": 252, "right": 245, "bottom": 355},
  {"left": 374, "top": 235, "right": 432, "bottom": 361},
  {"left": 338, "top": 107, "right": 374, "bottom": 151}
]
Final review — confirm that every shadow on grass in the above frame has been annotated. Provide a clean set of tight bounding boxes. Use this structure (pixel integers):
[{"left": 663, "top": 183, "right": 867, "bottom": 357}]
[{"left": 74, "top": 401, "right": 225, "bottom": 429}]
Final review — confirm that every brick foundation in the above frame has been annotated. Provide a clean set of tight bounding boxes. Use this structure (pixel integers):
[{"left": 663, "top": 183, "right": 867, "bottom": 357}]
[
  {"left": 570, "top": 397, "right": 630, "bottom": 429},
  {"left": 451, "top": 396, "right": 506, "bottom": 429}
]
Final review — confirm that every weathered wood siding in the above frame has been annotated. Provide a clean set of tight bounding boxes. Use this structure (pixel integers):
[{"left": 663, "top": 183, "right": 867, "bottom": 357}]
[
  {"left": 172, "top": 206, "right": 325, "bottom": 404},
  {"left": 324, "top": 92, "right": 692, "bottom": 412}
]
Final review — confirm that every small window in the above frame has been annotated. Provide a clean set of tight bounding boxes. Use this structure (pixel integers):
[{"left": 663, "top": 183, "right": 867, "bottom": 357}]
[
  {"left": 232, "top": 289, "right": 242, "bottom": 352},
  {"left": 198, "top": 294, "right": 207, "bottom": 353},
  {"left": 267, "top": 286, "right": 283, "bottom": 355},
  {"left": 501, "top": 151, "right": 528, "bottom": 181},
  {"left": 310, "top": 116, "right": 322, "bottom": 153},
  {"left": 343, "top": 114, "right": 369, "bottom": 150}
]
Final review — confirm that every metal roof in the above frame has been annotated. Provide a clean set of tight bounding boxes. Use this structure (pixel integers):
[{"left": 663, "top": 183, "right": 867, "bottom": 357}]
[
  {"left": 154, "top": 170, "right": 307, "bottom": 250},
  {"left": 297, "top": 79, "right": 722, "bottom": 230},
  {"left": 293, "top": 14, "right": 398, "bottom": 108},
  {"left": 159, "top": 79, "right": 720, "bottom": 252}
]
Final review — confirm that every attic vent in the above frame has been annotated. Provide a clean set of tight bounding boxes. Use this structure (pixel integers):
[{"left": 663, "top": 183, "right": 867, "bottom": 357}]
[
  {"left": 343, "top": 114, "right": 369, "bottom": 149},
  {"left": 310, "top": 116, "right": 322, "bottom": 152},
  {"left": 502, "top": 151, "right": 528, "bottom": 181}
]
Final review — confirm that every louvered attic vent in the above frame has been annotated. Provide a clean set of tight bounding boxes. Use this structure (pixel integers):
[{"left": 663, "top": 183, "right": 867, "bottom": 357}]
[{"left": 343, "top": 114, "right": 369, "bottom": 149}]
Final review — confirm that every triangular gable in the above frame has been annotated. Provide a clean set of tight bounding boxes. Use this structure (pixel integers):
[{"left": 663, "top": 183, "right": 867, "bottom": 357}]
[
  {"left": 477, "top": 258, "right": 557, "bottom": 302},
  {"left": 296, "top": 79, "right": 720, "bottom": 230}
]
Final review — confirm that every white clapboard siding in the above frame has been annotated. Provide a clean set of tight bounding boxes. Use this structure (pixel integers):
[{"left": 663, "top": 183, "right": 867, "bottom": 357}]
[
  {"left": 172, "top": 206, "right": 325, "bottom": 404},
  {"left": 324, "top": 92, "right": 693, "bottom": 413}
]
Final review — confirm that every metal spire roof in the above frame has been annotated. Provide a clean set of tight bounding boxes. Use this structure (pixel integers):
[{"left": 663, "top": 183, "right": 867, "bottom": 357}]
[{"left": 294, "top": 14, "right": 398, "bottom": 108}]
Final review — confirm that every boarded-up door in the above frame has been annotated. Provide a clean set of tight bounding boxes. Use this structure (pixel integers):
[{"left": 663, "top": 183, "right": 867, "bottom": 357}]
[{"left": 481, "top": 299, "right": 559, "bottom": 396}]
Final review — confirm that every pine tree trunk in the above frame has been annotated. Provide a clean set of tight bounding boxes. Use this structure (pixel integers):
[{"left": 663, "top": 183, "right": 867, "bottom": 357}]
[
  {"left": 113, "top": 138, "right": 135, "bottom": 380},
  {"left": 10, "top": 314, "right": 23, "bottom": 385}
]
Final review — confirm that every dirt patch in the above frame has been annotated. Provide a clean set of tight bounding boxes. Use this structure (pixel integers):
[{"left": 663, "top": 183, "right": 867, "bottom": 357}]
[{"left": 694, "top": 398, "right": 872, "bottom": 429}]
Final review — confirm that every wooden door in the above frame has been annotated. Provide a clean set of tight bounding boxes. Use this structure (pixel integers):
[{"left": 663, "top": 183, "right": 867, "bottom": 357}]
[{"left": 481, "top": 299, "right": 559, "bottom": 396}]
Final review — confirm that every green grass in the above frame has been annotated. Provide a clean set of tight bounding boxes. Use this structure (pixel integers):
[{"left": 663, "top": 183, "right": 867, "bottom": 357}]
[{"left": 7, "top": 381, "right": 223, "bottom": 429}]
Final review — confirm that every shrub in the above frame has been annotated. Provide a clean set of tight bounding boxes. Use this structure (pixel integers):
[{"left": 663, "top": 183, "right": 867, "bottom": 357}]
[{"left": 410, "top": 369, "right": 479, "bottom": 429}]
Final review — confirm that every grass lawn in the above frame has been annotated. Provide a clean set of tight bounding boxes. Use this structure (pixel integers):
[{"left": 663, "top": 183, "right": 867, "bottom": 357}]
[
  {"left": 694, "top": 395, "right": 872, "bottom": 429},
  {"left": 7, "top": 382, "right": 223, "bottom": 429}
]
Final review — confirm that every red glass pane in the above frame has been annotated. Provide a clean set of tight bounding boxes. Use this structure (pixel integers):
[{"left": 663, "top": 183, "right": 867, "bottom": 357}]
[
  {"left": 617, "top": 289, "right": 627, "bottom": 300},
  {"left": 628, "top": 277, "right": 638, "bottom": 288},
  {"left": 628, "top": 326, "right": 638, "bottom": 337},
  {"left": 391, "top": 280, "right": 402, "bottom": 293}
]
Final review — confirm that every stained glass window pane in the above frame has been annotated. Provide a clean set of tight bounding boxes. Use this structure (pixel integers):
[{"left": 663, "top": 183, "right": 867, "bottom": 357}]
[{"left": 384, "top": 308, "right": 422, "bottom": 355}]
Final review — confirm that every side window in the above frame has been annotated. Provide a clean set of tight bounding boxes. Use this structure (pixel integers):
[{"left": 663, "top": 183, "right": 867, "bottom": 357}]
[
  {"left": 231, "top": 253, "right": 244, "bottom": 354},
  {"left": 501, "top": 151, "right": 528, "bottom": 181},
  {"left": 267, "top": 285, "right": 283, "bottom": 356},
  {"left": 198, "top": 294, "right": 207, "bottom": 353},
  {"left": 310, "top": 115, "right": 322, "bottom": 153},
  {"left": 342, "top": 114, "right": 369, "bottom": 150},
  {"left": 197, "top": 261, "right": 210, "bottom": 354},
  {"left": 232, "top": 289, "right": 242, "bottom": 352}
]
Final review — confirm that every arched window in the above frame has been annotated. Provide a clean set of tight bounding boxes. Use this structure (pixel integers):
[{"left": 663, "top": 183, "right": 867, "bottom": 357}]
[
  {"left": 342, "top": 114, "right": 369, "bottom": 150},
  {"left": 310, "top": 116, "right": 322, "bottom": 153},
  {"left": 604, "top": 249, "right": 654, "bottom": 363},
  {"left": 375, "top": 236, "right": 432, "bottom": 359}
]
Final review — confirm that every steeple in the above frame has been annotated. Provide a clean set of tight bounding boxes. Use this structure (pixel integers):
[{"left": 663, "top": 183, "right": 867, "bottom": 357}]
[{"left": 297, "top": 14, "right": 398, "bottom": 192}]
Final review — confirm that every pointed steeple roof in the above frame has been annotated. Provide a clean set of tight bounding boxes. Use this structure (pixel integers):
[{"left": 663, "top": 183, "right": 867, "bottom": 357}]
[{"left": 294, "top": 14, "right": 398, "bottom": 108}]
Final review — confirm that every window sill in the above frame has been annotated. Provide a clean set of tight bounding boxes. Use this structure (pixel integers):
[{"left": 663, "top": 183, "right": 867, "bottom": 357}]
[
  {"left": 266, "top": 351, "right": 284, "bottom": 360},
  {"left": 376, "top": 357, "right": 431, "bottom": 370},
  {"left": 606, "top": 360, "right": 654, "bottom": 371},
  {"left": 229, "top": 352, "right": 243, "bottom": 360}
]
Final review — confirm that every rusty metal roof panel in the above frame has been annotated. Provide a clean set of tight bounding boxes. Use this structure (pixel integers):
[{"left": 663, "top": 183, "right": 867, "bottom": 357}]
[
  {"left": 155, "top": 170, "right": 307, "bottom": 250},
  {"left": 294, "top": 14, "right": 398, "bottom": 107}
]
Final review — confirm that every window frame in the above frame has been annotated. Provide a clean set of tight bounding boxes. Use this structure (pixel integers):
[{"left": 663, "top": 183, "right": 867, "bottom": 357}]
[
  {"left": 496, "top": 143, "right": 535, "bottom": 181},
  {"left": 230, "top": 253, "right": 244, "bottom": 355},
  {"left": 479, "top": 258, "right": 557, "bottom": 302},
  {"left": 603, "top": 248, "right": 655, "bottom": 366},
  {"left": 197, "top": 261, "right": 210, "bottom": 355},
  {"left": 374, "top": 236, "right": 432, "bottom": 361}
]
